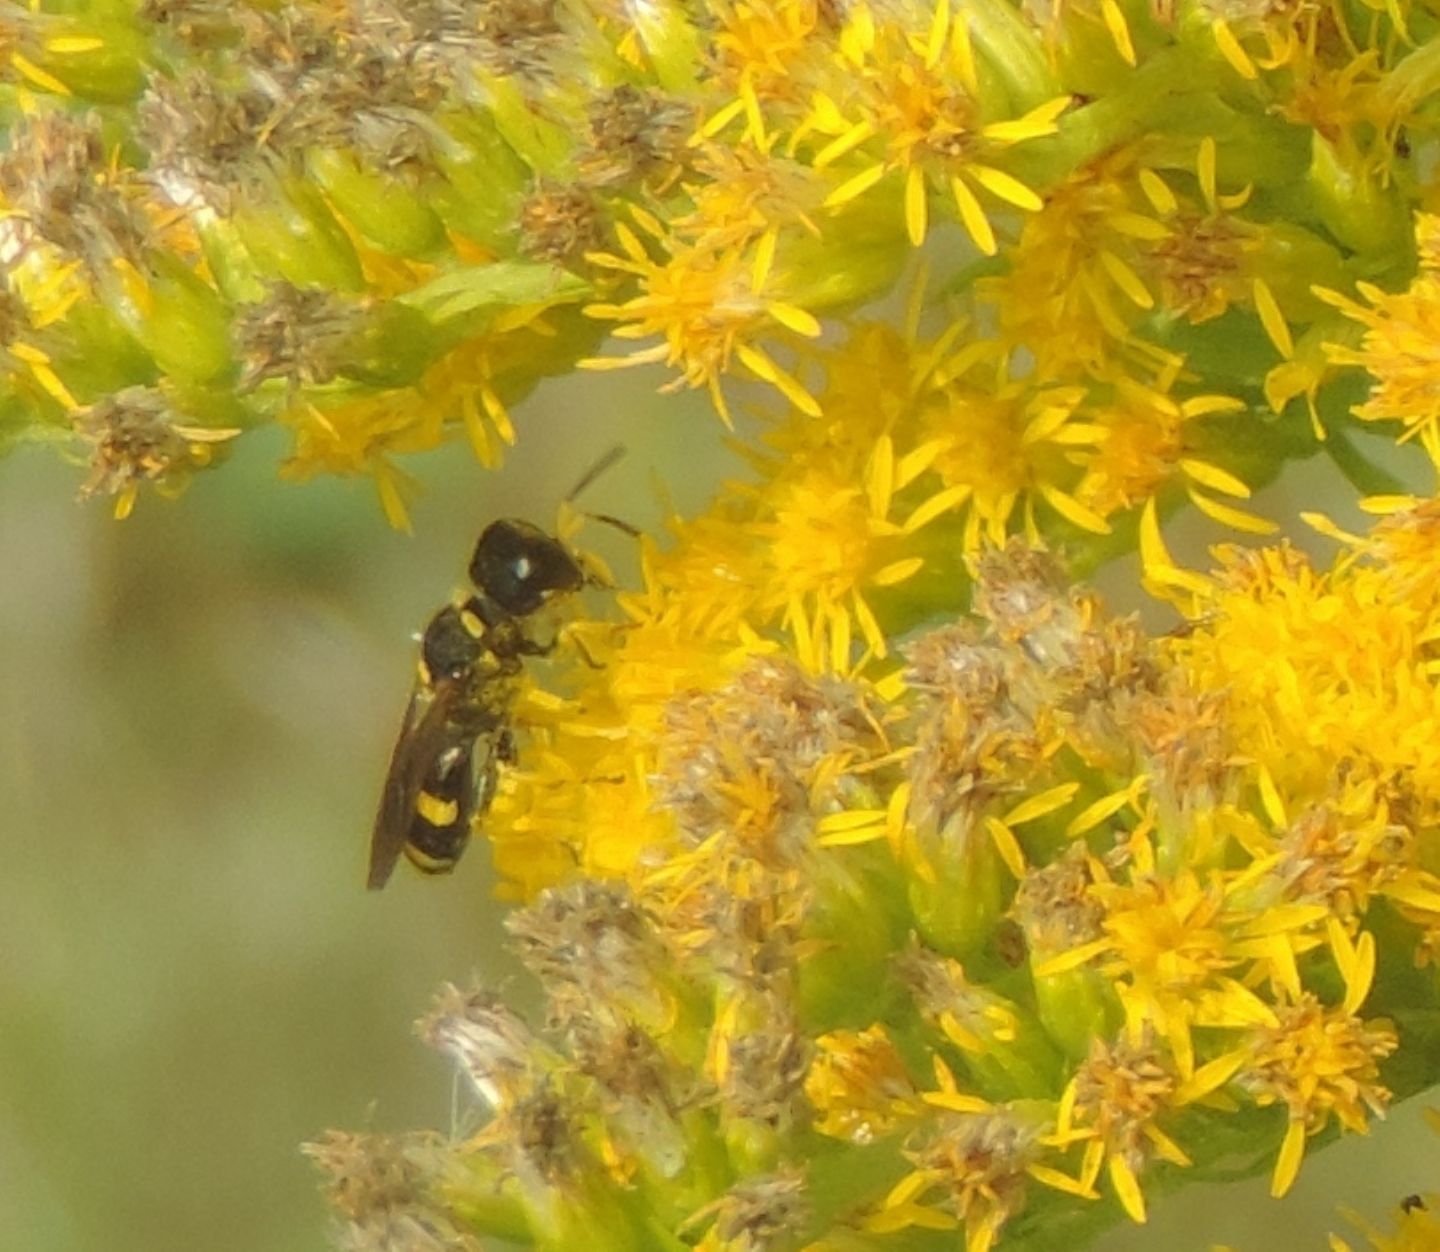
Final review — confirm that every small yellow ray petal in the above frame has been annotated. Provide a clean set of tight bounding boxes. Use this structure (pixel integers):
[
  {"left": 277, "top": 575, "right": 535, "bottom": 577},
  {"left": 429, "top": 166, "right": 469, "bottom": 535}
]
[
  {"left": 1066, "top": 784, "right": 1141, "bottom": 837},
  {"left": 1327, "top": 915, "right": 1357, "bottom": 982},
  {"left": 1342, "top": 930, "right": 1376, "bottom": 1014},
  {"left": 968, "top": 163, "right": 1044, "bottom": 211},
  {"left": 1099, "top": 0, "right": 1136, "bottom": 63},
  {"left": 1138, "top": 169, "right": 1177, "bottom": 215},
  {"left": 1142, "top": 1123, "right": 1192, "bottom": 1167},
  {"left": 769, "top": 301, "right": 822, "bottom": 338},
  {"left": 1197, "top": 136, "right": 1219, "bottom": 208},
  {"left": 818, "top": 821, "right": 890, "bottom": 847},
  {"left": 1179, "top": 457, "right": 1249, "bottom": 497},
  {"left": 1232, "top": 903, "right": 1331, "bottom": 937},
  {"left": 1029, "top": 1163, "right": 1099, "bottom": 1198},
  {"left": 1300, "top": 511, "right": 1362, "bottom": 544},
  {"left": 113, "top": 483, "right": 138, "bottom": 520},
  {"left": 1140, "top": 498, "right": 1211, "bottom": 597},
  {"left": 1187, "top": 492, "right": 1279, "bottom": 541},
  {"left": 1038, "top": 482, "right": 1111, "bottom": 534},
  {"left": 1174, "top": 1049, "right": 1247, "bottom": 1104},
  {"left": 628, "top": 204, "right": 667, "bottom": 240},
  {"left": 1381, "top": 877, "right": 1440, "bottom": 912},
  {"left": 885, "top": 1168, "right": 939, "bottom": 1209},
  {"left": 1099, "top": 249, "right": 1153, "bottom": 308},
  {"left": 903, "top": 484, "right": 969, "bottom": 533},
  {"left": 1034, "top": 937, "right": 1111, "bottom": 978},
  {"left": 852, "top": 591, "right": 887, "bottom": 659},
  {"left": 814, "top": 119, "right": 879, "bottom": 169},
  {"left": 1109, "top": 211, "right": 1171, "bottom": 241},
  {"left": 698, "top": 96, "right": 747, "bottom": 139},
  {"left": 873, "top": 556, "right": 925, "bottom": 586},
  {"left": 829, "top": 601, "right": 853, "bottom": 674},
  {"left": 374, "top": 465, "right": 413, "bottom": 534},
  {"left": 906, "top": 165, "right": 928, "bottom": 246},
  {"left": 751, "top": 227, "right": 777, "bottom": 291},
  {"left": 611, "top": 220, "right": 648, "bottom": 262},
  {"left": 984, "top": 816, "right": 1029, "bottom": 878},
  {"left": 824, "top": 162, "right": 887, "bottom": 209},
  {"left": 1211, "top": 19, "right": 1258, "bottom": 78},
  {"left": 11, "top": 52, "right": 71, "bottom": 95},
  {"left": 579, "top": 346, "right": 668, "bottom": 370},
  {"left": 897, "top": 439, "right": 945, "bottom": 484},
  {"left": 1271, "top": 1120, "right": 1307, "bottom": 1197},
  {"left": 868, "top": 434, "right": 895, "bottom": 518},
  {"left": 1256, "top": 763, "right": 1287, "bottom": 828},
  {"left": 1268, "top": 933, "right": 1302, "bottom": 999},
  {"left": 951, "top": 176, "right": 996, "bottom": 255},
  {"left": 818, "top": 808, "right": 889, "bottom": 833},
  {"left": 925, "top": 0, "right": 951, "bottom": 67},
  {"left": 920, "top": 1090, "right": 994, "bottom": 1114},
  {"left": 1109, "top": 1156, "right": 1148, "bottom": 1223},
  {"left": 1359, "top": 493, "right": 1420, "bottom": 514},
  {"left": 46, "top": 35, "right": 105, "bottom": 53},
  {"left": 982, "top": 96, "right": 1071, "bottom": 142},
  {"left": 1003, "top": 783, "right": 1080, "bottom": 826},
  {"left": 1253, "top": 278, "right": 1295, "bottom": 358}
]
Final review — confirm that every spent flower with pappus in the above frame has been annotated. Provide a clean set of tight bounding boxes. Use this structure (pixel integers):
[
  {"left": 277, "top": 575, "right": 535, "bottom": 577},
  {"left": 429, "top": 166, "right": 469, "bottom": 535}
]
[{"left": 8, "top": 0, "right": 1440, "bottom": 1247}]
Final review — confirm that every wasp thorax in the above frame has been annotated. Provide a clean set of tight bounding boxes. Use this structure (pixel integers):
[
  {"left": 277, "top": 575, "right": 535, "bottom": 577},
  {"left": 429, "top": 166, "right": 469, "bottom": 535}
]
[
  {"left": 420, "top": 604, "right": 483, "bottom": 680},
  {"left": 469, "top": 519, "right": 586, "bottom": 616}
]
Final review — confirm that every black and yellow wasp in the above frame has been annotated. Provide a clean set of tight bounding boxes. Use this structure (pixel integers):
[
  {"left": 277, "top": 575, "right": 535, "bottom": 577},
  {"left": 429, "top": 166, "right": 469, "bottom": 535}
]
[{"left": 367, "top": 452, "right": 627, "bottom": 889}]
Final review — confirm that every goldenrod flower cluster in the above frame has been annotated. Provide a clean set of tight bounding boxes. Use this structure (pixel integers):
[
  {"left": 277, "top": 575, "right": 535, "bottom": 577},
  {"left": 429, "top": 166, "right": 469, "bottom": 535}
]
[{"left": 10, "top": 0, "right": 1440, "bottom": 1246}]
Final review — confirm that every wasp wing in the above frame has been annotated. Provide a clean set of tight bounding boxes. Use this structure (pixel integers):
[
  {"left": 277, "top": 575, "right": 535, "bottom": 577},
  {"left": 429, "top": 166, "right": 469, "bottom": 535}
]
[{"left": 368, "top": 679, "right": 466, "bottom": 890}]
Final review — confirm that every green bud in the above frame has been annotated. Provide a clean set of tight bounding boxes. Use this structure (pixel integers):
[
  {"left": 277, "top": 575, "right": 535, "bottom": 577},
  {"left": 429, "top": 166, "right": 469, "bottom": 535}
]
[
  {"left": 332, "top": 301, "right": 438, "bottom": 387},
  {"left": 139, "top": 256, "right": 232, "bottom": 384},
  {"left": 799, "top": 849, "right": 908, "bottom": 1028},
  {"left": 307, "top": 149, "right": 445, "bottom": 258},
  {"left": 1031, "top": 962, "right": 1117, "bottom": 1062},
  {"left": 232, "top": 180, "right": 364, "bottom": 291},
  {"left": 908, "top": 821, "right": 1005, "bottom": 961},
  {"left": 428, "top": 112, "right": 534, "bottom": 247},
  {"left": 16, "top": 14, "right": 146, "bottom": 103},
  {"left": 1307, "top": 133, "right": 1408, "bottom": 259}
]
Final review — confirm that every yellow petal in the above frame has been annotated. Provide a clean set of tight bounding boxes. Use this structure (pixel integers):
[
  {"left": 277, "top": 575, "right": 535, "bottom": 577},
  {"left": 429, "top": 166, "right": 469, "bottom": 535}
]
[
  {"left": 951, "top": 176, "right": 996, "bottom": 255},
  {"left": 1271, "top": 1120, "right": 1307, "bottom": 1197}
]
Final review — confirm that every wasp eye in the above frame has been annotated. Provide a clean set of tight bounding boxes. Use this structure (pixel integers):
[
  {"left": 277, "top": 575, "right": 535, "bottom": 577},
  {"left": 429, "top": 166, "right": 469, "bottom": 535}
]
[{"left": 470, "top": 519, "right": 586, "bottom": 616}]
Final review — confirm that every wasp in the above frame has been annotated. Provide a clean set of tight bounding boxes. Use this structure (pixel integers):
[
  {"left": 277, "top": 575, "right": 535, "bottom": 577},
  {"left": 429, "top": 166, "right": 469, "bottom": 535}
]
[{"left": 367, "top": 453, "right": 626, "bottom": 890}]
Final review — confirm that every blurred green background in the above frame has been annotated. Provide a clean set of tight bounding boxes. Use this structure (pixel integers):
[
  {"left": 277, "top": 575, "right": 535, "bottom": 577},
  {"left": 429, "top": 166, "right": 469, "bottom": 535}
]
[{"left": 0, "top": 369, "right": 1433, "bottom": 1252}]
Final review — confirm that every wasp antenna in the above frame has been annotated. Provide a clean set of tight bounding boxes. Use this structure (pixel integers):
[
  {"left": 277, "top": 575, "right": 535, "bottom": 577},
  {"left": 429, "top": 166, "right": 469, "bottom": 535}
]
[
  {"left": 564, "top": 444, "right": 626, "bottom": 504},
  {"left": 583, "top": 510, "right": 642, "bottom": 538}
]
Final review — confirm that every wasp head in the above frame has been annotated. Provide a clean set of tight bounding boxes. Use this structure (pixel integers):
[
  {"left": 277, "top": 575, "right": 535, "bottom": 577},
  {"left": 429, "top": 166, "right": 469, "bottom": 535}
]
[{"left": 469, "top": 519, "right": 588, "bottom": 617}]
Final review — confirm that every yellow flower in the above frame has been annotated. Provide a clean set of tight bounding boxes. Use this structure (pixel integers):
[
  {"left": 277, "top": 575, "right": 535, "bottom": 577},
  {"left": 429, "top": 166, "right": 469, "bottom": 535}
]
[
  {"left": 804, "top": 3, "right": 1066, "bottom": 250},
  {"left": 582, "top": 214, "right": 822, "bottom": 422},
  {"left": 1234, "top": 993, "right": 1397, "bottom": 1198},
  {"left": 1318, "top": 259, "right": 1440, "bottom": 452},
  {"left": 919, "top": 362, "right": 1108, "bottom": 550},
  {"left": 979, "top": 146, "right": 1171, "bottom": 379},
  {"left": 1076, "top": 373, "right": 1262, "bottom": 533},
  {"left": 806, "top": 1024, "right": 926, "bottom": 1142},
  {"left": 749, "top": 434, "right": 963, "bottom": 665},
  {"left": 1171, "top": 537, "right": 1440, "bottom": 817},
  {"left": 1053, "top": 1032, "right": 1192, "bottom": 1224},
  {"left": 1077, "top": 868, "right": 1281, "bottom": 1080}
]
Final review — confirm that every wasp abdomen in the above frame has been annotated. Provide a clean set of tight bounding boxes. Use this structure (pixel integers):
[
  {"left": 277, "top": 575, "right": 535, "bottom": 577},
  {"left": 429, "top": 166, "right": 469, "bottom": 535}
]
[{"left": 403, "top": 742, "right": 475, "bottom": 875}]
